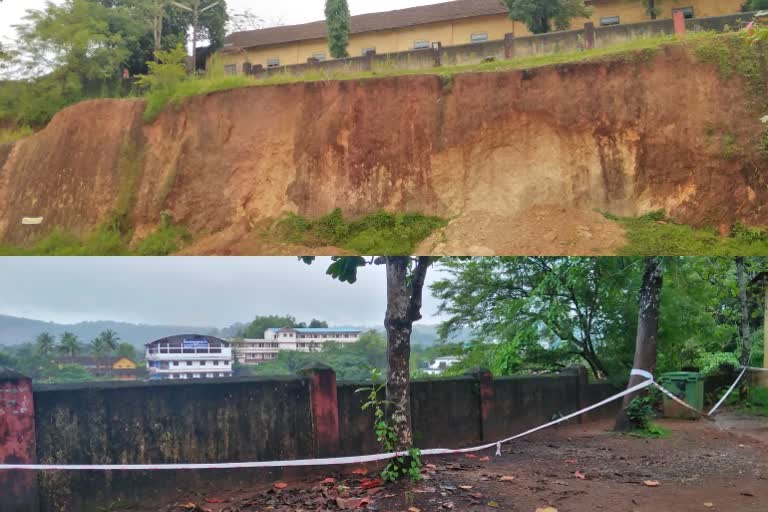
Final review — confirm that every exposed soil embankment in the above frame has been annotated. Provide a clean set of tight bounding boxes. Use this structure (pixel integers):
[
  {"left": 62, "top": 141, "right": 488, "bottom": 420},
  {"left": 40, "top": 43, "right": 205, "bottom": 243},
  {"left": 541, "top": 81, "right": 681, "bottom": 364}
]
[{"left": 0, "top": 43, "right": 765, "bottom": 253}]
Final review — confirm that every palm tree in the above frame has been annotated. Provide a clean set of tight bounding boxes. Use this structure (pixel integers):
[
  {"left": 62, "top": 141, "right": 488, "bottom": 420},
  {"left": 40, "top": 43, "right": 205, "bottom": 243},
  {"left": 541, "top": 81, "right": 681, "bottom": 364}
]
[
  {"left": 95, "top": 329, "right": 120, "bottom": 355},
  {"left": 58, "top": 332, "right": 81, "bottom": 362},
  {"left": 34, "top": 332, "right": 56, "bottom": 357}
]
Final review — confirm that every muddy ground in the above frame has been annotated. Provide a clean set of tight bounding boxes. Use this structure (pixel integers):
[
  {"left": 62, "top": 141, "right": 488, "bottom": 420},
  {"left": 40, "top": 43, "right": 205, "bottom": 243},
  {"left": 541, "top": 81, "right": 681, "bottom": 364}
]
[{"left": 158, "top": 412, "right": 768, "bottom": 512}]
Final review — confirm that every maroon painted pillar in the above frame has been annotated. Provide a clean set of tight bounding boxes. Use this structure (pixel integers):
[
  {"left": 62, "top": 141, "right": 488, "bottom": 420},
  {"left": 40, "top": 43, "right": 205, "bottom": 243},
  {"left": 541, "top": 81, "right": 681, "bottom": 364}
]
[
  {"left": 503, "top": 33, "right": 514, "bottom": 59},
  {"left": 299, "top": 363, "right": 340, "bottom": 458},
  {"left": 466, "top": 368, "right": 495, "bottom": 441},
  {"left": 583, "top": 22, "right": 596, "bottom": 50},
  {"left": 0, "top": 367, "right": 38, "bottom": 512},
  {"left": 673, "top": 11, "right": 686, "bottom": 35},
  {"left": 573, "top": 365, "right": 589, "bottom": 424}
]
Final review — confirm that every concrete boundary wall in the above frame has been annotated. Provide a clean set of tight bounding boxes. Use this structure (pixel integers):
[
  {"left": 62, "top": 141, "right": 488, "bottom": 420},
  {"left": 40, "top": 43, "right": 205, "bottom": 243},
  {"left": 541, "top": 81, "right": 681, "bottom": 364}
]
[
  {"left": 0, "top": 365, "right": 648, "bottom": 512},
  {"left": 245, "top": 12, "right": 755, "bottom": 79}
]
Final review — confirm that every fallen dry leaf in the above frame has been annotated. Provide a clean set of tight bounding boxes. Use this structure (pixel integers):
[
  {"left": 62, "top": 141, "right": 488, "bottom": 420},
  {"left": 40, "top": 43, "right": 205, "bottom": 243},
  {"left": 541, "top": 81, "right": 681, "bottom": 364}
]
[
  {"left": 643, "top": 480, "right": 660, "bottom": 487},
  {"left": 320, "top": 477, "right": 336, "bottom": 484},
  {"left": 488, "top": 501, "right": 500, "bottom": 508},
  {"left": 359, "top": 477, "right": 384, "bottom": 490},
  {"left": 535, "top": 508, "right": 558, "bottom": 512},
  {"left": 563, "top": 459, "right": 577, "bottom": 464},
  {"left": 465, "top": 454, "right": 478, "bottom": 459},
  {"left": 351, "top": 467, "right": 369, "bottom": 475},
  {"left": 408, "top": 508, "right": 421, "bottom": 512},
  {"left": 499, "top": 475, "right": 516, "bottom": 482},
  {"left": 459, "top": 485, "right": 474, "bottom": 490},
  {"left": 703, "top": 504, "right": 713, "bottom": 508},
  {"left": 203, "top": 497, "right": 224, "bottom": 503},
  {"left": 273, "top": 482, "right": 288, "bottom": 489},
  {"left": 479, "top": 456, "right": 491, "bottom": 462},
  {"left": 574, "top": 471, "right": 586, "bottom": 480},
  {"left": 335, "top": 496, "right": 370, "bottom": 509}
]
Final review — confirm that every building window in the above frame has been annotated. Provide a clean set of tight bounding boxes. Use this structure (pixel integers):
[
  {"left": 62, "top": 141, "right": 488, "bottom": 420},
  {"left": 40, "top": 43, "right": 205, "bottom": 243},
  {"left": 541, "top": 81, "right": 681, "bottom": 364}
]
[
  {"left": 186, "top": 361, "right": 192, "bottom": 366},
  {"left": 470, "top": 32, "right": 489, "bottom": 43},
  {"left": 206, "top": 373, "right": 214, "bottom": 378},
  {"left": 414, "top": 40, "right": 430, "bottom": 50},
  {"left": 267, "top": 58, "right": 280, "bottom": 68},
  {"left": 173, "top": 361, "right": 178, "bottom": 366},
  {"left": 361, "top": 47, "right": 376, "bottom": 56},
  {"left": 600, "top": 15, "right": 620, "bottom": 26},
  {"left": 219, "top": 373, "right": 225, "bottom": 377},
  {"left": 672, "top": 7, "right": 694, "bottom": 19},
  {"left": 312, "top": 52, "right": 326, "bottom": 61},
  {"left": 224, "top": 64, "right": 237, "bottom": 75},
  {"left": 193, "top": 373, "right": 200, "bottom": 379},
  {"left": 213, "top": 360, "right": 219, "bottom": 366}
]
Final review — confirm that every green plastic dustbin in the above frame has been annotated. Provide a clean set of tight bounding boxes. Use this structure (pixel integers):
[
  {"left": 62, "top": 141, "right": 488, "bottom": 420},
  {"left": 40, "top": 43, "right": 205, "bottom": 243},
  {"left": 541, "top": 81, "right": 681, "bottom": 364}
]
[{"left": 658, "top": 372, "right": 704, "bottom": 419}]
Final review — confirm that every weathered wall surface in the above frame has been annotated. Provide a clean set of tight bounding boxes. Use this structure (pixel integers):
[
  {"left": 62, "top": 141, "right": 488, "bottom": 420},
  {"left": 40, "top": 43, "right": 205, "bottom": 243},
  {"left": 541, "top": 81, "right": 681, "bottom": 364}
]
[
  {"left": 20, "top": 368, "right": 635, "bottom": 512},
  {"left": 33, "top": 377, "right": 313, "bottom": 512},
  {"left": 0, "top": 42, "right": 765, "bottom": 249}
]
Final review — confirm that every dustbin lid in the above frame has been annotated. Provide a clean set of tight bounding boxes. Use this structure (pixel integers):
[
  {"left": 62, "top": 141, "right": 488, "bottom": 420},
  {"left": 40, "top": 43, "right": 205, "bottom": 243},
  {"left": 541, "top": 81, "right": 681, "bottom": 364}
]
[{"left": 659, "top": 371, "right": 701, "bottom": 383}]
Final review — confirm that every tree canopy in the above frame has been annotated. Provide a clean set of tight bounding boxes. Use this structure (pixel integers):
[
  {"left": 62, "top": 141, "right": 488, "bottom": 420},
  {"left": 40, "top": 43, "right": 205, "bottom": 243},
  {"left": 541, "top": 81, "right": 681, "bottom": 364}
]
[{"left": 499, "top": 0, "right": 592, "bottom": 34}]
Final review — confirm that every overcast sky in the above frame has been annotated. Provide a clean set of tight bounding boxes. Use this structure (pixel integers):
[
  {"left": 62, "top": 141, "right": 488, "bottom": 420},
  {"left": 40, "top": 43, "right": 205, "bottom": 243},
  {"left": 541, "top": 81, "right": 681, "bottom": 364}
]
[
  {"left": 0, "top": 0, "right": 449, "bottom": 43},
  {"left": 0, "top": 257, "right": 448, "bottom": 327}
]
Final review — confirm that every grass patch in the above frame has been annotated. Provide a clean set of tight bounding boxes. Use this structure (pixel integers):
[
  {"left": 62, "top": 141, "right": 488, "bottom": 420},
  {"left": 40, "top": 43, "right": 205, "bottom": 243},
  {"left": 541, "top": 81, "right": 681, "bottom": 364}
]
[
  {"left": 609, "top": 211, "right": 768, "bottom": 256},
  {"left": 143, "top": 75, "right": 253, "bottom": 121},
  {"left": 135, "top": 217, "right": 191, "bottom": 256},
  {"left": 738, "top": 387, "right": 768, "bottom": 417},
  {"left": 142, "top": 32, "right": 729, "bottom": 120},
  {"left": 0, "top": 125, "right": 33, "bottom": 145},
  {"left": 627, "top": 423, "right": 671, "bottom": 439},
  {"left": 273, "top": 208, "right": 446, "bottom": 254},
  {"left": 0, "top": 214, "right": 190, "bottom": 256}
]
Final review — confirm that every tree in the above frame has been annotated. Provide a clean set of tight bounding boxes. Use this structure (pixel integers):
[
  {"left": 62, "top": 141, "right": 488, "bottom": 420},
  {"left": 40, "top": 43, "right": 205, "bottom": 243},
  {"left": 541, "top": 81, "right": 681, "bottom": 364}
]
[
  {"left": 308, "top": 319, "right": 329, "bottom": 328},
  {"left": 301, "top": 256, "right": 433, "bottom": 450},
  {"left": 35, "top": 332, "right": 56, "bottom": 358},
  {"left": 642, "top": 0, "right": 662, "bottom": 20},
  {"left": 58, "top": 332, "right": 82, "bottom": 360},
  {"left": 499, "top": 0, "right": 591, "bottom": 34},
  {"left": 116, "top": 342, "right": 137, "bottom": 360},
  {"left": 239, "top": 314, "right": 301, "bottom": 338},
  {"left": 615, "top": 257, "right": 664, "bottom": 431},
  {"left": 325, "top": 0, "right": 350, "bottom": 58},
  {"left": 97, "top": 329, "right": 120, "bottom": 354},
  {"left": 737, "top": 257, "right": 751, "bottom": 366},
  {"left": 745, "top": 0, "right": 768, "bottom": 9},
  {"left": 168, "top": 0, "right": 228, "bottom": 70},
  {"left": 433, "top": 257, "right": 641, "bottom": 378}
]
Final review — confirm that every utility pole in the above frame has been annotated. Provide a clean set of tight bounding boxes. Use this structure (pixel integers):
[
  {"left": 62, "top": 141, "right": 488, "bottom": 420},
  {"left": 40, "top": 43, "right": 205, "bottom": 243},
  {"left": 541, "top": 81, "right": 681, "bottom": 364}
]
[{"left": 169, "top": 0, "right": 221, "bottom": 72}]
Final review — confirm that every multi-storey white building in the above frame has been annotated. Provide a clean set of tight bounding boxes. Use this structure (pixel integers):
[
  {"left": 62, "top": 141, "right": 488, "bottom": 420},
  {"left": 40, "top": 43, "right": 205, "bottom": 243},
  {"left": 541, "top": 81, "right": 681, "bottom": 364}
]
[
  {"left": 234, "top": 327, "right": 362, "bottom": 364},
  {"left": 145, "top": 334, "right": 233, "bottom": 380}
]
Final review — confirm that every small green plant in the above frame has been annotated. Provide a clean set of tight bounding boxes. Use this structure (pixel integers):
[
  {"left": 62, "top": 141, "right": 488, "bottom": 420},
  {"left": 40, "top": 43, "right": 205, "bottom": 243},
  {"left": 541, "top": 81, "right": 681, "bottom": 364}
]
[
  {"left": 356, "top": 368, "right": 423, "bottom": 483},
  {"left": 135, "top": 211, "right": 191, "bottom": 255},
  {"left": 625, "top": 395, "right": 654, "bottom": 431},
  {"left": 273, "top": 208, "right": 446, "bottom": 255},
  {"left": 0, "top": 125, "right": 33, "bottom": 145}
]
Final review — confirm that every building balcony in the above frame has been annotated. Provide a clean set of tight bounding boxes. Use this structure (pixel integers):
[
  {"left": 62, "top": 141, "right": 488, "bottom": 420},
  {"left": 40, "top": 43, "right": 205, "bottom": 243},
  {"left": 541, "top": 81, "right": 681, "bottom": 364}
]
[{"left": 146, "top": 351, "right": 232, "bottom": 361}]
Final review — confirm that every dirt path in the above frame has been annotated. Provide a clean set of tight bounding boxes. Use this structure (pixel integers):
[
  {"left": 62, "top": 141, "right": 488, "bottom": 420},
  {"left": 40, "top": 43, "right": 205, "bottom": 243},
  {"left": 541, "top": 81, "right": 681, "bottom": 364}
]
[
  {"left": 160, "top": 417, "right": 768, "bottom": 512},
  {"left": 415, "top": 206, "right": 627, "bottom": 256}
]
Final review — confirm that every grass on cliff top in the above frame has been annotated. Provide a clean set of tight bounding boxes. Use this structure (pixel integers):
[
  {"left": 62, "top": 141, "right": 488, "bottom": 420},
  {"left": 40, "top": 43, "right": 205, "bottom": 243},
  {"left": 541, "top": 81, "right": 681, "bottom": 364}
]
[
  {"left": 609, "top": 211, "right": 768, "bottom": 256},
  {"left": 0, "top": 219, "right": 191, "bottom": 256},
  {"left": 143, "top": 31, "right": 726, "bottom": 121},
  {"left": 0, "top": 125, "right": 33, "bottom": 145},
  {"left": 273, "top": 208, "right": 447, "bottom": 254}
]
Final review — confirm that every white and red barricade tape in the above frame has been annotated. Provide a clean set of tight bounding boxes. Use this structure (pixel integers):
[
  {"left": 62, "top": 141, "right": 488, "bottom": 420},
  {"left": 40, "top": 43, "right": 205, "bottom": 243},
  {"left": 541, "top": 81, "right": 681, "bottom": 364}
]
[{"left": 0, "top": 366, "right": 761, "bottom": 471}]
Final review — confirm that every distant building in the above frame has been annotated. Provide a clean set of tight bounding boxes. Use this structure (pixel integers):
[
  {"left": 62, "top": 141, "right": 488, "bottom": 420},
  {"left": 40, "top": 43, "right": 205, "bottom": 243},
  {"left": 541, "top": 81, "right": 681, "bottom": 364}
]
[
  {"left": 218, "top": 0, "right": 744, "bottom": 72},
  {"left": 145, "top": 334, "right": 233, "bottom": 380},
  {"left": 423, "top": 356, "right": 462, "bottom": 375},
  {"left": 234, "top": 327, "right": 362, "bottom": 365},
  {"left": 56, "top": 356, "right": 140, "bottom": 381}
]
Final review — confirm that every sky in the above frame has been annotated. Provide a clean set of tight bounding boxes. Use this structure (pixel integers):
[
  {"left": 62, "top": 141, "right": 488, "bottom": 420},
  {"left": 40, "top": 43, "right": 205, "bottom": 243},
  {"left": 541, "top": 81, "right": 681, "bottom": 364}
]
[
  {"left": 0, "top": 0, "right": 449, "bottom": 43},
  {"left": 0, "top": 257, "right": 448, "bottom": 327}
]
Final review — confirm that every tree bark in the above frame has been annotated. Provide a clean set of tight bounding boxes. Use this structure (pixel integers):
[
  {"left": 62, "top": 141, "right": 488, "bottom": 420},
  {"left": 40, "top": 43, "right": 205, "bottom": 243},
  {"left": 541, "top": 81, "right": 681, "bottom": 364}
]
[
  {"left": 615, "top": 257, "right": 664, "bottom": 431},
  {"left": 384, "top": 256, "right": 430, "bottom": 451},
  {"left": 737, "top": 257, "right": 751, "bottom": 367}
]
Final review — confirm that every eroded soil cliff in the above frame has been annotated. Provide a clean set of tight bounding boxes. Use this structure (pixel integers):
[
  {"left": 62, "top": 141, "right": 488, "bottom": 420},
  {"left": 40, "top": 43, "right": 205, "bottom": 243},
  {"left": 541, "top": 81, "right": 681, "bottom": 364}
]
[{"left": 0, "top": 42, "right": 765, "bottom": 254}]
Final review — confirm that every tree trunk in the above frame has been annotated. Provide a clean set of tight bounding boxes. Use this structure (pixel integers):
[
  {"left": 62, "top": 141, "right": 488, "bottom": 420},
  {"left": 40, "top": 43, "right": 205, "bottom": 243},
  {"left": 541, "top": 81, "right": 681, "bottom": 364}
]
[
  {"left": 737, "top": 257, "right": 750, "bottom": 367},
  {"left": 764, "top": 282, "right": 768, "bottom": 369},
  {"left": 615, "top": 257, "right": 664, "bottom": 431},
  {"left": 383, "top": 256, "right": 429, "bottom": 451}
]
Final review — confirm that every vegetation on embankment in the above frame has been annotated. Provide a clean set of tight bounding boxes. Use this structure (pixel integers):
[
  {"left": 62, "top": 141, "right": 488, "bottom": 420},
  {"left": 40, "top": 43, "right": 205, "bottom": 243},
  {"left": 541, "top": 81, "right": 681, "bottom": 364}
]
[
  {"left": 141, "top": 31, "right": 730, "bottom": 122},
  {"left": 272, "top": 209, "right": 447, "bottom": 255},
  {"left": 0, "top": 125, "right": 33, "bottom": 145},
  {"left": 0, "top": 215, "right": 190, "bottom": 256},
  {"left": 608, "top": 211, "right": 768, "bottom": 256}
]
